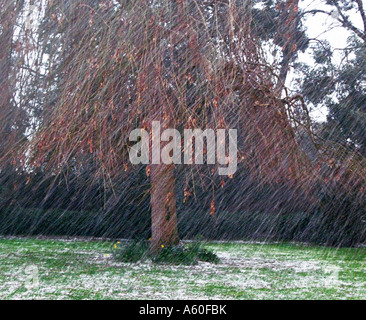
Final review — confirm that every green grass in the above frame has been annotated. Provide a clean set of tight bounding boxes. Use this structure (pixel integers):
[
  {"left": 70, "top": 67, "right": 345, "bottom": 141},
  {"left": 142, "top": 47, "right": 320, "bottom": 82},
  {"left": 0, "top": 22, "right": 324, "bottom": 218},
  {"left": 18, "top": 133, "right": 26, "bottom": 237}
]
[{"left": 0, "top": 237, "right": 365, "bottom": 300}]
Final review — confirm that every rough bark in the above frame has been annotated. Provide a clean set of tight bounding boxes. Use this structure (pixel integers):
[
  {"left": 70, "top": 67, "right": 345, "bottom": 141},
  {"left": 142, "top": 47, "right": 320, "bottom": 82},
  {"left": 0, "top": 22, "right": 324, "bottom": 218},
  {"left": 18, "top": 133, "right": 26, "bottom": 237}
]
[{"left": 150, "top": 163, "right": 180, "bottom": 254}]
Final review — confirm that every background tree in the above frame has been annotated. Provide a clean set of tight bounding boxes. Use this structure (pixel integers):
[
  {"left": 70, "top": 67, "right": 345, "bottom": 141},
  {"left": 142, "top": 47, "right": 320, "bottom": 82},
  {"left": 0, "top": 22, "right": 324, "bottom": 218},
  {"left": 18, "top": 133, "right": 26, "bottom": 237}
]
[
  {"left": 292, "top": 0, "right": 366, "bottom": 246},
  {"left": 0, "top": 0, "right": 27, "bottom": 162},
  {"left": 299, "top": 0, "right": 366, "bottom": 155},
  {"left": 251, "top": 0, "right": 309, "bottom": 90}
]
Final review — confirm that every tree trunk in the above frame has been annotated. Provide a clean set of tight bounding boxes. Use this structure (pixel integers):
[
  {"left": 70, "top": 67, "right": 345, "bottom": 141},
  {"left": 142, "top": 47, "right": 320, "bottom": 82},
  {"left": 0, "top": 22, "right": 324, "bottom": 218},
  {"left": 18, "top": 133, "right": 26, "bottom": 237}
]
[
  {"left": 150, "top": 163, "right": 180, "bottom": 254},
  {"left": 275, "top": 0, "right": 300, "bottom": 93},
  {"left": 0, "top": 0, "right": 24, "bottom": 161}
]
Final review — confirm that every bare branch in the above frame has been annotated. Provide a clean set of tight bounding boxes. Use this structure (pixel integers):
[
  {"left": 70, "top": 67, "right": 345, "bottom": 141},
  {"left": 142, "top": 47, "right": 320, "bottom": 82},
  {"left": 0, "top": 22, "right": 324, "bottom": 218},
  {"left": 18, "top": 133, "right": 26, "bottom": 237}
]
[
  {"left": 355, "top": 0, "right": 366, "bottom": 34},
  {"left": 330, "top": 0, "right": 366, "bottom": 42}
]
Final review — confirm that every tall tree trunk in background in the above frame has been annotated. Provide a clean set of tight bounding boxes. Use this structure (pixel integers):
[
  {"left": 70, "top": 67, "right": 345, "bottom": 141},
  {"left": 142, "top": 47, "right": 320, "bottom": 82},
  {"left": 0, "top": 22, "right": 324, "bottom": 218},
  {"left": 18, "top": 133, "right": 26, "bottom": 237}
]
[
  {"left": 0, "top": 1, "right": 16, "bottom": 149},
  {"left": 150, "top": 163, "right": 179, "bottom": 253},
  {"left": 275, "top": 0, "right": 300, "bottom": 92},
  {"left": 0, "top": 0, "right": 24, "bottom": 160}
]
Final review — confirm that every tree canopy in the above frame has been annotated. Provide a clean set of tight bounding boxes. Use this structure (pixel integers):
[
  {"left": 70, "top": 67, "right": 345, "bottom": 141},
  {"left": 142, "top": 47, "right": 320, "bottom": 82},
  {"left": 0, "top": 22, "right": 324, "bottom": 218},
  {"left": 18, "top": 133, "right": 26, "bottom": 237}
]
[{"left": 0, "top": 0, "right": 365, "bottom": 248}]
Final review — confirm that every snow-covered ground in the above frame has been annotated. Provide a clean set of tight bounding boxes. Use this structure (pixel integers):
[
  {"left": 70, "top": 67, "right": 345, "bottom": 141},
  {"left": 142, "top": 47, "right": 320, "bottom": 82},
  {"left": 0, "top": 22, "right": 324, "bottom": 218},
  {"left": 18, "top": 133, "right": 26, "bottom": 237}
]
[{"left": 0, "top": 238, "right": 365, "bottom": 300}]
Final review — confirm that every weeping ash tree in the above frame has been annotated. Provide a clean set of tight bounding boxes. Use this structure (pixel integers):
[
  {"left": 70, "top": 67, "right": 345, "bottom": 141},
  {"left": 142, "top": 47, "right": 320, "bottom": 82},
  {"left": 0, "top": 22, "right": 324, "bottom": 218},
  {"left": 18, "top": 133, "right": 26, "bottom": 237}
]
[
  {"left": 3, "top": 0, "right": 365, "bottom": 248},
  {"left": 18, "top": 0, "right": 307, "bottom": 252}
]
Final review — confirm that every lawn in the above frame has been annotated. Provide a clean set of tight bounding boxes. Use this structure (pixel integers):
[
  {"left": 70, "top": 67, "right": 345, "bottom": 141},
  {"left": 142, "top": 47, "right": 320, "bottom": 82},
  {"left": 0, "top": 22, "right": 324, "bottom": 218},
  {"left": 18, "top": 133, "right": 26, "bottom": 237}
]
[{"left": 0, "top": 237, "right": 365, "bottom": 300}]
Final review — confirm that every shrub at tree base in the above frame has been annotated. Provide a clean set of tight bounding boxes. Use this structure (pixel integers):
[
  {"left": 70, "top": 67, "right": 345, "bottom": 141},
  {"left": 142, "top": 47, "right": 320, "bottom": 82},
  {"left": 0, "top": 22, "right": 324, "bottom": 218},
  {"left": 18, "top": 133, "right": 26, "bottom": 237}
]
[{"left": 112, "top": 241, "right": 220, "bottom": 265}]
